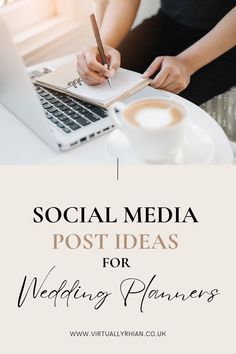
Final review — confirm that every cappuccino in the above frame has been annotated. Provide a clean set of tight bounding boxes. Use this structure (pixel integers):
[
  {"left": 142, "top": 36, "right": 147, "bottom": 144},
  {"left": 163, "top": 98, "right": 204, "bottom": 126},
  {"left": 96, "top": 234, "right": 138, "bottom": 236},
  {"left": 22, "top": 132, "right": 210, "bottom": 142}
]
[
  {"left": 111, "top": 98, "right": 186, "bottom": 162},
  {"left": 124, "top": 100, "right": 184, "bottom": 129}
]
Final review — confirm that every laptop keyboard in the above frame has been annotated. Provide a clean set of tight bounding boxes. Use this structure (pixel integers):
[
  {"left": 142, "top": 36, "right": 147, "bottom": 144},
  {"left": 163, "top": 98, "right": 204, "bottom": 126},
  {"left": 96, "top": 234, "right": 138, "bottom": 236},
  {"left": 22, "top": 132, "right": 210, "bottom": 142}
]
[{"left": 34, "top": 85, "right": 109, "bottom": 134}]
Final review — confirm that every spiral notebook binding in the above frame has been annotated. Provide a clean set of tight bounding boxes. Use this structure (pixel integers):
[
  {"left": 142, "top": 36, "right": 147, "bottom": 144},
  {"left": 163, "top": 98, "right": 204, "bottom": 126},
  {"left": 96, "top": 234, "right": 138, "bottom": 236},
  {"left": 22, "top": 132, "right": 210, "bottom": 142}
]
[{"left": 67, "top": 78, "right": 83, "bottom": 89}]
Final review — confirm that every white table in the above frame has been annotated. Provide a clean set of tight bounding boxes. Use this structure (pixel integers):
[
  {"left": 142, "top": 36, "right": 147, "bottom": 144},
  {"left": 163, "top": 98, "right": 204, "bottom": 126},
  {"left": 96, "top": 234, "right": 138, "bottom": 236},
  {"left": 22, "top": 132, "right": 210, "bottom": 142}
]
[{"left": 0, "top": 55, "right": 234, "bottom": 165}]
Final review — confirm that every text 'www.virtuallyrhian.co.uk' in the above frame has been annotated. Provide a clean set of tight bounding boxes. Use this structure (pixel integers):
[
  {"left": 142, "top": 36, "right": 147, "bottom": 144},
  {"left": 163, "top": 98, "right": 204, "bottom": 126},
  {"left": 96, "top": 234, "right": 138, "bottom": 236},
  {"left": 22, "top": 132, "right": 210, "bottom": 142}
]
[{"left": 69, "top": 330, "right": 167, "bottom": 338}]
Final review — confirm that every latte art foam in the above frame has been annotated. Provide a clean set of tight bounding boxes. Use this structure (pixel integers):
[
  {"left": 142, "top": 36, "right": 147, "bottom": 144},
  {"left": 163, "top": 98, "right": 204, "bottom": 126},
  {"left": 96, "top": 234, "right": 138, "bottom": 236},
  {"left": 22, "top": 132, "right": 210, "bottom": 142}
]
[
  {"left": 135, "top": 108, "right": 173, "bottom": 129},
  {"left": 124, "top": 100, "right": 184, "bottom": 129}
]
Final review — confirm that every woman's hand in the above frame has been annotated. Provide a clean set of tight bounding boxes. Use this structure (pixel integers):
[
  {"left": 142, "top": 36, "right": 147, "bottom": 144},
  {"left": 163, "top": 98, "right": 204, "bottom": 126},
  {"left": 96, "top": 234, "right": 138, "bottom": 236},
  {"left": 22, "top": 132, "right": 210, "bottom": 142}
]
[
  {"left": 143, "top": 56, "right": 192, "bottom": 93},
  {"left": 77, "top": 45, "right": 121, "bottom": 86}
]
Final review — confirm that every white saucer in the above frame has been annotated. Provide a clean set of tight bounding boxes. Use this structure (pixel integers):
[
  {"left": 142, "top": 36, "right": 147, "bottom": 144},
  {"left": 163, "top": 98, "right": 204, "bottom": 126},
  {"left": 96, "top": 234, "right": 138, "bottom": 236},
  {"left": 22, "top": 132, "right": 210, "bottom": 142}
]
[{"left": 106, "top": 120, "right": 234, "bottom": 165}]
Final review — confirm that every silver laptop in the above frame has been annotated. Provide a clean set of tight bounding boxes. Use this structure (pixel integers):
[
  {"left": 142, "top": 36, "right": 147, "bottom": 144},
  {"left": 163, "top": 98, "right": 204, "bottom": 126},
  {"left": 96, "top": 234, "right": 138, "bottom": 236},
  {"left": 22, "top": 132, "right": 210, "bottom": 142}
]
[{"left": 0, "top": 16, "right": 114, "bottom": 151}]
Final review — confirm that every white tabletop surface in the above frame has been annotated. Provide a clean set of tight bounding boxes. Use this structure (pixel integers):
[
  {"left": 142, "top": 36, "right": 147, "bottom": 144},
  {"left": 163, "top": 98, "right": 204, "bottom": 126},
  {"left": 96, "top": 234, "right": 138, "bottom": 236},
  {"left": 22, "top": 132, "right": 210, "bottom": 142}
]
[{"left": 0, "top": 55, "right": 234, "bottom": 165}]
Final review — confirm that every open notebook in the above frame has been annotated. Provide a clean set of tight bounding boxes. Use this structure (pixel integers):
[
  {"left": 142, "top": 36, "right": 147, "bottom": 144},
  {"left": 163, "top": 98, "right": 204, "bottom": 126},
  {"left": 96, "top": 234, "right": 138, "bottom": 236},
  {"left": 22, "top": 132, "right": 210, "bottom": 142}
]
[{"left": 35, "top": 59, "right": 150, "bottom": 108}]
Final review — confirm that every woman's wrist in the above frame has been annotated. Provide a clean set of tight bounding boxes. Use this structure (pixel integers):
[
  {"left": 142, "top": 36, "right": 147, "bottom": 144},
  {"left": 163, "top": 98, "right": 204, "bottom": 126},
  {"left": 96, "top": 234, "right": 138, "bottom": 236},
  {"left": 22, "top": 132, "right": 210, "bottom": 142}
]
[{"left": 177, "top": 51, "right": 200, "bottom": 76}]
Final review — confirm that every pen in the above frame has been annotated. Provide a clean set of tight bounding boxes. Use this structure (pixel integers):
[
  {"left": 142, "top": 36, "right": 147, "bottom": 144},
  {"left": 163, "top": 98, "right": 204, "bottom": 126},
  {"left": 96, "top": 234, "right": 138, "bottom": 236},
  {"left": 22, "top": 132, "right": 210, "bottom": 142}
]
[{"left": 90, "top": 13, "right": 112, "bottom": 88}]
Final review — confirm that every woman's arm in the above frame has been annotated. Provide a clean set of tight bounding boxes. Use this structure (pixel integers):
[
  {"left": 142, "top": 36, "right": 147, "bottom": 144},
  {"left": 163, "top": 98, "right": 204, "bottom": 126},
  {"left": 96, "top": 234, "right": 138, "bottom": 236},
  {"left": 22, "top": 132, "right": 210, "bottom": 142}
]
[
  {"left": 77, "top": 0, "right": 140, "bottom": 85},
  {"left": 94, "top": 0, "right": 109, "bottom": 27},
  {"left": 179, "top": 6, "right": 236, "bottom": 74},
  {"left": 100, "top": 0, "right": 141, "bottom": 47},
  {"left": 144, "top": 7, "right": 236, "bottom": 93}
]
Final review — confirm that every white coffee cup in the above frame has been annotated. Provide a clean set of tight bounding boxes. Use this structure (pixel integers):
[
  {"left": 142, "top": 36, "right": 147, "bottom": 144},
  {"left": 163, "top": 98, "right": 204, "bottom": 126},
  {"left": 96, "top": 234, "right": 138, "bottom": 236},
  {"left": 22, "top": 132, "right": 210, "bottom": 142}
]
[{"left": 110, "top": 97, "right": 187, "bottom": 162}]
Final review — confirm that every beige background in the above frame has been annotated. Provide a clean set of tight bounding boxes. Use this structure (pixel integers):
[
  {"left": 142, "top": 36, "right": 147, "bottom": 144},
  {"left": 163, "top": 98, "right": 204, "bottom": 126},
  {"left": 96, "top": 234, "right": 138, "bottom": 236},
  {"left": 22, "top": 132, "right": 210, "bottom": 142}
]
[{"left": 1, "top": 166, "right": 235, "bottom": 353}]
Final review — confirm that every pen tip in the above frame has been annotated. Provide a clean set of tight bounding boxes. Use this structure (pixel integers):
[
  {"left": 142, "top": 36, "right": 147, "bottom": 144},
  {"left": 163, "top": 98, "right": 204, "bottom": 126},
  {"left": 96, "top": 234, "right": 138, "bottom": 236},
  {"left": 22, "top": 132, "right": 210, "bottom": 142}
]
[{"left": 108, "top": 78, "right": 112, "bottom": 88}]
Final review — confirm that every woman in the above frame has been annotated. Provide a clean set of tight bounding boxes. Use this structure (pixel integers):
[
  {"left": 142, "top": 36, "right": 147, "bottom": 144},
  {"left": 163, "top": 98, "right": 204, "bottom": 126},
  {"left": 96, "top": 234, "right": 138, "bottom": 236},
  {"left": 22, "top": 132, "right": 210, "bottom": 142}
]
[{"left": 77, "top": 0, "right": 236, "bottom": 105}]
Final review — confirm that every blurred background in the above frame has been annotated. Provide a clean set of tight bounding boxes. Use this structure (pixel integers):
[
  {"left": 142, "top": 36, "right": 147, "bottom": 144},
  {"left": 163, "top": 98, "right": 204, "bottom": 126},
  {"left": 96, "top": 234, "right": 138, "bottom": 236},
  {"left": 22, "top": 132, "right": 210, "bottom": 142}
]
[{"left": 0, "top": 0, "right": 159, "bottom": 65}]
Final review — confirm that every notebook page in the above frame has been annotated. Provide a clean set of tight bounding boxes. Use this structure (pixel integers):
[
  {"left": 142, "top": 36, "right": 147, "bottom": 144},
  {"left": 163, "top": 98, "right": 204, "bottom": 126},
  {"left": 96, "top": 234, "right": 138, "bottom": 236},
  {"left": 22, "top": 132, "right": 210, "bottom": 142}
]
[
  {"left": 68, "top": 68, "right": 147, "bottom": 104},
  {"left": 36, "top": 60, "right": 149, "bottom": 106},
  {"left": 36, "top": 61, "right": 79, "bottom": 89}
]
